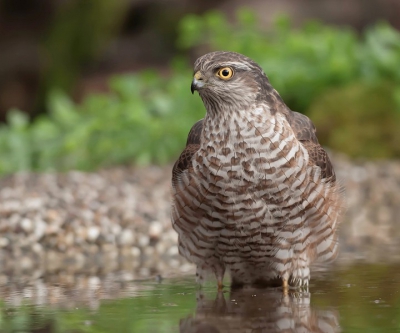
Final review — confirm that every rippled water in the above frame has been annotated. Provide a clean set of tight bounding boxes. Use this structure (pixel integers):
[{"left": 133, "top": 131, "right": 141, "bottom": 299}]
[{"left": 0, "top": 263, "right": 399, "bottom": 332}]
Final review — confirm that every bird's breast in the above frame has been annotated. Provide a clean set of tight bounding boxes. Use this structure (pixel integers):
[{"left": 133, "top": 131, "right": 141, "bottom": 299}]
[{"left": 192, "top": 112, "right": 308, "bottom": 196}]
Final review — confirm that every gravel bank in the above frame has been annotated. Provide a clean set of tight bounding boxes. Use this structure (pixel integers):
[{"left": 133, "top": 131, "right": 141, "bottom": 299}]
[{"left": 0, "top": 154, "right": 399, "bottom": 281}]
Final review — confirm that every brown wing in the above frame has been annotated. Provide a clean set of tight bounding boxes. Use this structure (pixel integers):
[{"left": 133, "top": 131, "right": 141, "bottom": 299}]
[
  {"left": 172, "top": 119, "right": 203, "bottom": 188},
  {"left": 285, "top": 111, "right": 336, "bottom": 181},
  {"left": 186, "top": 119, "right": 203, "bottom": 145}
]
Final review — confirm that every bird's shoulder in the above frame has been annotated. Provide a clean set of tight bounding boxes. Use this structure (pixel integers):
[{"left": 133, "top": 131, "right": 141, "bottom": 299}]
[
  {"left": 186, "top": 119, "right": 203, "bottom": 145},
  {"left": 284, "top": 110, "right": 336, "bottom": 181},
  {"left": 172, "top": 119, "right": 203, "bottom": 187}
]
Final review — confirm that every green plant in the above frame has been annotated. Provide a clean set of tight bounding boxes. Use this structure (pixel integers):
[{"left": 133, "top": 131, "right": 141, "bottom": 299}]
[
  {"left": 0, "top": 66, "right": 205, "bottom": 174},
  {"left": 308, "top": 81, "right": 400, "bottom": 159},
  {"left": 177, "top": 10, "right": 400, "bottom": 159},
  {"left": 1, "top": 10, "right": 400, "bottom": 175},
  {"left": 178, "top": 10, "right": 400, "bottom": 113}
]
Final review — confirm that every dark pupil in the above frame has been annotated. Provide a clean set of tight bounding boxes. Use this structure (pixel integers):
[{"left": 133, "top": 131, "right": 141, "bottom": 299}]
[{"left": 221, "top": 69, "right": 230, "bottom": 77}]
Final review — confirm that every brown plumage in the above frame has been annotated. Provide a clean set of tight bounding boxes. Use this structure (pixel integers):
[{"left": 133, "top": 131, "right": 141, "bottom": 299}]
[{"left": 171, "top": 51, "right": 344, "bottom": 290}]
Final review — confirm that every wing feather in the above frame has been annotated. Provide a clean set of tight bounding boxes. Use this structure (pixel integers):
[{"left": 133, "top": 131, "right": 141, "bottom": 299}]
[
  {"left": 285, "top": 111, "right": 336, "bottom": 181},
  {"left": 172, "top": 119, "right": 203, "bottom": 187}
]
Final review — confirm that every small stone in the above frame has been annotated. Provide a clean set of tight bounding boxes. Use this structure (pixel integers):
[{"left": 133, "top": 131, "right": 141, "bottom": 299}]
[
  {"left": 169, "top": 259, "right": 180, "bottom": 268},
  {"left": 120, "top": 272, "right": 134, "bottom": 281},
  {"left": 46, "top": 251, "right": 62, "bottom": 272},
  {"left": 131, "top": 247, "right": 141, "bottom": 257},
  {"left": 111, "top": 224, "right": 122, "bottom": 235},
  {"left": 137, "top": 234, "right": 149, "bottom": 247},
  {"left": 20, "top": 256, "right": 33, "bottom": 270},
  {"left": 45, "top": 224, "right": 59, "bottom": 235},
  {"left": 81, "top": 209, "right": 94, "bottom": 221},
  {"left": 118, "top": 229, "right": 134, "bottom": 246},
  {"left": 0, "top": 237, "right": 9, "bottom": 248},
  {"left": 45, "top": 209, "right": 60, "bottom": 222},
  {"left": 155, "top": 242, "right": 166, "bottom": 255},
  {"left": 167, "top": 246, "right": 179, "bottom": 256},
  {"left": 143, "top": 247, "right": 155, "bottom": 259},
  {"left": 180, "top": 263, "right": 195, "bottom": 273},
  {"left": 64, "top": 232, "right": 74, "bottom": 246},
  {"left": 20, "top": 218, "right": 33, "bottom": 233},
  {"left": 87, "top": 244, "right": 99, "bottom": 254},
  {"left": 149, "top": 221, "right": 163, "bottom": 239},
  {"left": 73, "top": 252, "right": 86, "bottom": 270},
  {"left": 88, "top": 276, "right": 100, "bottom": 288},
  {"left": 33, "top": 219, "right": 47, "bottom": 240},
  {"left": 25, "top": 197, "right": 43, "bottom": 210},
  {"left": 87, "top": 226, "right": 100, "bottom": 242},
  {"left": 32, "top": 243, "right": 43, "bottom": 254},
  {"left": 166, "top": 230, "right": 178, "bottom": 243}
]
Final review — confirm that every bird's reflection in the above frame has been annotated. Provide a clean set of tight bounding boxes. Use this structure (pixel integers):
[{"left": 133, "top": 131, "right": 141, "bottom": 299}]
[{"left": 180, "top": 288, "right": 340, "bottom": 333}]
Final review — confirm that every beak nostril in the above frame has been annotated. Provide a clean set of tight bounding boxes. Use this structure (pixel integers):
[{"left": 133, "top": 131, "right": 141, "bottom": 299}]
[{"left": 194, "top": 71, "right": 203, "bottom": 81}]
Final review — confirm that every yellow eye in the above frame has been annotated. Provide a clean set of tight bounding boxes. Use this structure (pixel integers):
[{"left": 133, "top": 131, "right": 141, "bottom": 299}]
[{"left": 216, "top": 67, "right": 234, "bottom": 80}]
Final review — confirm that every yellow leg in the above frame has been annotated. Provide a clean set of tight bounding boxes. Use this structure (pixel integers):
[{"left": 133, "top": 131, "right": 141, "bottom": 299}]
[
  {"left": 215, "top": 265, "right": 225, "bottom": 291},
  {"left": 282, "top": 279, "right": 289, "bottom": 295},
  {"left": 217, "top": 278, "right": 224, "bottom": 291}
]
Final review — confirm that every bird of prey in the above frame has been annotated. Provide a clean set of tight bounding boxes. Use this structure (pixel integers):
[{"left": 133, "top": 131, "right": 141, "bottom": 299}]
[{"left": 171, "top": 51, "right": 343, "bottom": 291}]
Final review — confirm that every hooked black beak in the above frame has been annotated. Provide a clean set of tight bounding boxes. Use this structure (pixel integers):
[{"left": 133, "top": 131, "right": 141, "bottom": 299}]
[{"left": 191, "top": 71, "right": 204, "bottom": 94}]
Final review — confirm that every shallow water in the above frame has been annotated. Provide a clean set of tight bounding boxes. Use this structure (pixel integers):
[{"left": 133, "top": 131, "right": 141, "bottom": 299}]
[{"left": 0, "top": 263, "right": 399, "bottom": 332}]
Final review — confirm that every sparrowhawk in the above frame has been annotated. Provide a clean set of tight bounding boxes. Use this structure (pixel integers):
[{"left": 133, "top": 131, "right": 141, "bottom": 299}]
[{"left": 171, "top": 51, "right": 344, "bottom": 291}]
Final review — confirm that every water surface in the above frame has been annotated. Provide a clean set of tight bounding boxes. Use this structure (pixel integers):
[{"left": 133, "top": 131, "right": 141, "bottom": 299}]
[{"left": 0, "top": 263, "right": 398, "bottom": 332}]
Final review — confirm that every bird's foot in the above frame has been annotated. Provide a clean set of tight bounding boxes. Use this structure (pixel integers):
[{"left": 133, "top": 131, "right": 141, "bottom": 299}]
[{"left": 289, "top": 277, "right": 310, "bottom": 293}]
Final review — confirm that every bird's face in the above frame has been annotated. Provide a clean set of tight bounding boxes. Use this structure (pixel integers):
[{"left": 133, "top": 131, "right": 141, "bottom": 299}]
[{"left": 191, "top": 51, "right": 271, "bottom": 111}]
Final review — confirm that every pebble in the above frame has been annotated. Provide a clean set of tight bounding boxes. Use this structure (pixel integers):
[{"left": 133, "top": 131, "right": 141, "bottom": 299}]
[
  {"left": 131, "top": 247, "right": 141, "bottom": 258},
  {"left": 0, "top": 237, "right": 9, "bottom": 248},
  {"left": 87, "top": 226, "right": 100, "bottom": 242},
  {"left": 0, "top": 156, "right": 397, "bottom": 279},
  {"left": 137, "top": 234, "right": 149, "bottom": 247},
  {"left": 149, "top": 221, "right": 163, "bottom": 239},
  {"left": 118, "top": 229, "right": 135, "bottom": 246},
  {"left": 20, "top": 218, "right": 33, "bottom": 233}
]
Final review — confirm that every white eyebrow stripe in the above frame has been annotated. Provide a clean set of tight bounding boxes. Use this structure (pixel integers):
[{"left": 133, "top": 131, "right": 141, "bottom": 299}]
[{"left": 217, "top": 62, "right": 252, "bottom": 71}]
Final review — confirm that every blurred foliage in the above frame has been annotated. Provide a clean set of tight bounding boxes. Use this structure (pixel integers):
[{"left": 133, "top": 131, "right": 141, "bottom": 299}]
[
  {"left": 178, "top": 10, "right": 400, "bottom": 159},
  {"left": 0, "top": 67, "right": 204, "bottom": 173},
  {"left": 178, "top": 10, "right": 400, "bottom": 112},
  {"left": 308, "top": 82, "right": 400, "bottom": 159},
  {"left": 1, "top": 9, "right": 400, "bottom": 174},
  {"left": 36, "top": 0, "right": 129, "bottom": 116}
]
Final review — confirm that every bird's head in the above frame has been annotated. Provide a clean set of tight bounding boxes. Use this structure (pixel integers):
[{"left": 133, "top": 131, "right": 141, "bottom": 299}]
[{"left": 191, "top": 51, "right": 273, "bottom": 113}]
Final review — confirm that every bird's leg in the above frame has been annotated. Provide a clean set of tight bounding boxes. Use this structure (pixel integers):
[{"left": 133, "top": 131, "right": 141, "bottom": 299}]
[
  {"left": 215, "top": 264, "right": 226, "bottom": 291},
  {"left": 282, "top": 278, "right": 289, "bottom": 295},
  {"left": 217, "top": 277, "right": 224, "bottom": 291},
  {"left": 196, "top": 265, "right": 206, "bottom": 289}
]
